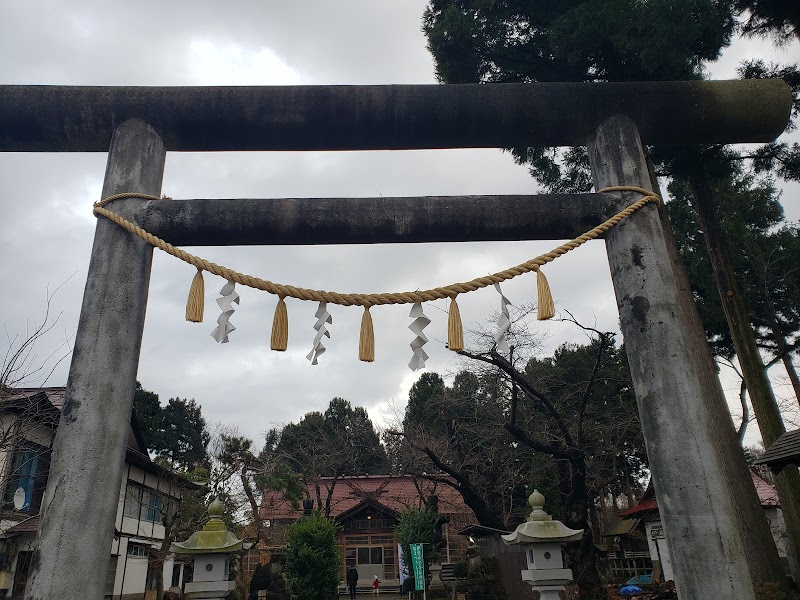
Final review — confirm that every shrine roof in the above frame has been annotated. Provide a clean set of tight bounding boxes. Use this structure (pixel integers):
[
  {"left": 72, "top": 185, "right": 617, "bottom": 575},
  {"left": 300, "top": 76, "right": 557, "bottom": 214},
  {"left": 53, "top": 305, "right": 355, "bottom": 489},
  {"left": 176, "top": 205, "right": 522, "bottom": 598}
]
[
  {"left": 260, "top": 475, "right": 474, "bottom": 521},
  {"left": 755, "top": 429, "right": 800, "bottom": 474}
]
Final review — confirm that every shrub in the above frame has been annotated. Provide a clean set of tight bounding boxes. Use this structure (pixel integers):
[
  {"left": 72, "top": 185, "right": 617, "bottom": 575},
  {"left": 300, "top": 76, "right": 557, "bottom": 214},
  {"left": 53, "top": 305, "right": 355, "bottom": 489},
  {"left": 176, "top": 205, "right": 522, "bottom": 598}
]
[
  {"left": 395, "top": 507, "right": 437, "bottom": 572},
  {"left": 452, "top": 559, "right": 468, "bottom": 579},
  {"left": 284, "top": 512, "right": 341, "bottom": 600}
]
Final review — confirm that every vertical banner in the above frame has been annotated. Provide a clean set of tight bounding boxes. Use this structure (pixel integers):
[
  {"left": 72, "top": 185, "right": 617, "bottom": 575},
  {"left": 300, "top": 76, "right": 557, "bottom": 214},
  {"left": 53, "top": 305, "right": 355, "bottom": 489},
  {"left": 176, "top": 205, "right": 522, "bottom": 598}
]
[
  {"left": 398, "top": 544, "right": 409, "bottom": 586},
  {"left": 410, "top": 544, "right": 425, "bottom": 592}
]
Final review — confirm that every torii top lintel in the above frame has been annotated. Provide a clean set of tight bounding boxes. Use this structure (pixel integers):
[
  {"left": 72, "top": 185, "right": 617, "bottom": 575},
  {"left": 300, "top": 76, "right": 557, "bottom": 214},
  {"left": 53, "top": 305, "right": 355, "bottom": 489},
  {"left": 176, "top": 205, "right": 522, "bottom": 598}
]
[{"left": 0, "top": 80, "right": 790, "bottom": 152}]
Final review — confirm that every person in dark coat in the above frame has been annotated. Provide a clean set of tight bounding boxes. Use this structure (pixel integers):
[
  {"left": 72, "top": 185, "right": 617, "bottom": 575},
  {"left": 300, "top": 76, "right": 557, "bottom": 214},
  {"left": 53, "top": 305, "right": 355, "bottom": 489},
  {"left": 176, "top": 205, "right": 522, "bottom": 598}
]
[{"left": 346, "top": 566, "right": 358, "bottom": 599}]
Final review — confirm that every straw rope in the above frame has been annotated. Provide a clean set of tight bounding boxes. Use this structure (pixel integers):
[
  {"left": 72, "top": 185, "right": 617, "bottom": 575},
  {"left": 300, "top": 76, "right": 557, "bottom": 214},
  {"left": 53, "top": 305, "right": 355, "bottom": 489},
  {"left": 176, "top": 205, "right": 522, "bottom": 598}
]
[{"left": 93, "top": 187, "right": 659, "bottom": 307}]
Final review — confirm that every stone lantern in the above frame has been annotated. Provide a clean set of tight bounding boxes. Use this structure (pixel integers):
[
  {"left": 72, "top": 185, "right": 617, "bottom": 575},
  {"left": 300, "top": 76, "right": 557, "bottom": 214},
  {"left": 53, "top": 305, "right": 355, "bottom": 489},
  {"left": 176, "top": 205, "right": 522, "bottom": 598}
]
[
  {"left": 501, "top": 490, "right": 583, "bottom": 600},
  {"left": 171, "top": 498, "right": 244, "bottom": 600}
]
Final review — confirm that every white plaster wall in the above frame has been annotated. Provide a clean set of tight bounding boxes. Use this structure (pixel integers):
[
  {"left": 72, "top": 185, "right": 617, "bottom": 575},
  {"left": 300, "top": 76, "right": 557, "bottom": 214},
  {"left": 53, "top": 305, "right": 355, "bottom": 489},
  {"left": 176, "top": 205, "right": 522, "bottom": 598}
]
[
  {"left": 120, "top": 556, "right": 148, "bottom": 596},
  {"left": 764, "top": 507, "right": 788, "bottom": 558},
  {"left": 111, "top": 537, "right": 129, "bottom": 597},
  {"left": 163, "top": 556, "right": 174, "bottom": 589}
]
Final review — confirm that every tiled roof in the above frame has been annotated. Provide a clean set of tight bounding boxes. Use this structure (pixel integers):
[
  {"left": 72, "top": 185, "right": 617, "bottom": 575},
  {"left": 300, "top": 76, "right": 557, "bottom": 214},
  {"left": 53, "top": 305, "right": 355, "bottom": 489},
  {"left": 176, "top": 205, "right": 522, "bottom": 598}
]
[
  {"left": 617, "top": 498, "right": 658, "bottom": 518},
  {"left": 618, "top": 469, "right": 781, "bottom": 517},
  {"left": 0, "top": 386, "right": 65, "bottom": 410},
  {"left": 755, "top": 429, "right": 800, "bottom": 473},
  {"left": 455, "top": 524, "right": 511, "bottom": 537},
  {"left": 601, "top": 515, "right": 640, "bottom": 536},
  {"left": 261, "top": 475, "right": 474, "bottom": 521},
  {"left": 5, "top": 516, "right": 39, "bottom": 536},
  {"left": 750, "top": 469, "right": 779, "bottom": 507}
]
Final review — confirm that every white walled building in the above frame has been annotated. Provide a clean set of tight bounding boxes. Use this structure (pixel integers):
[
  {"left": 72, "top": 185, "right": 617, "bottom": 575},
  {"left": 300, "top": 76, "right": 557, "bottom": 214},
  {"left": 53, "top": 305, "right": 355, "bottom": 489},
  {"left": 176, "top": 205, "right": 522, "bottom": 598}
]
[
  {"left": 618, "top": 467, "right": 790, "bottom": 582},
  {"left": 0, "top": 388, "right": 200, "bottom": 599}
]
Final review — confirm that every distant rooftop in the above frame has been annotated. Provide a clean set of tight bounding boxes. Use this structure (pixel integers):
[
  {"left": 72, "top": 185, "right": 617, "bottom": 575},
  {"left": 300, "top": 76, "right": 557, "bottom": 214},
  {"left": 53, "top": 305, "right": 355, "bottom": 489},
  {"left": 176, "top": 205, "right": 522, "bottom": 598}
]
[
  {"left": 619, "top": 468, "right": 780, "bottom": 518},
  {"left": 261, "top": 475, "right": 474, "bottom": 521},
  {"left": 755, "top": 429, "right": 800, "bottom": 474},
  {"left": 0, "top": 386, "right": 65, "bottom": 410}
]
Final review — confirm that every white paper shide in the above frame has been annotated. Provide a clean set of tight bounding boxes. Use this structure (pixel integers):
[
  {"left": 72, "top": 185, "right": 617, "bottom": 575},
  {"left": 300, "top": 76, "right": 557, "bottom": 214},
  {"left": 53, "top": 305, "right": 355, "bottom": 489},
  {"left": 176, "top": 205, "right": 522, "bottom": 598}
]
[{"left": 210, "top": 280, "right": 240, "bottom": 343}]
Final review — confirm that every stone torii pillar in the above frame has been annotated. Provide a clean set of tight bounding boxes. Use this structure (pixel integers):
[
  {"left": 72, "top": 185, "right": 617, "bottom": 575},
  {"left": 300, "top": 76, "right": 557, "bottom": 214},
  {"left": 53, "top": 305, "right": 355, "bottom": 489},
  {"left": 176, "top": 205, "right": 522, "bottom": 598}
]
[
  {"left": 588, "top": 115, "right": 782, "bottom": 597},
  {"left": 25, "top": 119, "right": 165, "bottom": 600}
]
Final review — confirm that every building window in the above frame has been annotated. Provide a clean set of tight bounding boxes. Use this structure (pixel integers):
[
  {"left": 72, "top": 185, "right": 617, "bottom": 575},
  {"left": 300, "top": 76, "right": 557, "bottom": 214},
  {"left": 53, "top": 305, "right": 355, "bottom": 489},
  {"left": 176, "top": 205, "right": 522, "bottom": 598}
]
[
  {"left": 123, "top": 482, "right": 165, "bottom": 523},
  {"left": 370, "top": 534, "right": 394, "bottom": 545},
  {"left": 13, "top": 551, "right": 33, "bottom": 596},
  {"left": 383, "top": 546, "right": 395, "bottom": 580},
  {"left": 146, "top": 491, "right": 163, "bottom": 523},
  {"left": 123, "top": 482, "right": 143, "bottom": 519},
  {"left": 105, "top": 556, "right": 118, "bottom": 598},
  {"left": 3, "top": 443, "right": 50, "bottom": 513},
  {"left": 345, "top": 548, "right": 356, "bottom": 569},
  {"left": 127, "top": 543, "right": 149, "bottom": 558},
  {"left": 171, "top": 562, "right": 182, "bottom": 589}
]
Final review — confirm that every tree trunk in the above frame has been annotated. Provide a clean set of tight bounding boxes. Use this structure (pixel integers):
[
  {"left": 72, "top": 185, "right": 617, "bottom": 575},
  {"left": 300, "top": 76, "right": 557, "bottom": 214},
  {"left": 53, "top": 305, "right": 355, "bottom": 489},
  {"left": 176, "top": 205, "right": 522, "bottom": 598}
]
[
  {"left": 738, "top": 379, "right": 750, "bottom": 444},
  {"left": 623, "top": 464, "right": 635, "bottom": 509},
  {"left": 759, "top": 278, "right": 800, "bottom": 407},
  {"left": 688, "top": 164, "right": 800, "bottom": 577},
  {"left": 240, "top": 467, "right": 262, "bottom": 539},
  {"left": 564, "top": 454, "right": 603, "bottom": 600},
  {"left": 782, "top": 352, "right": 800, "bottom": 407}
]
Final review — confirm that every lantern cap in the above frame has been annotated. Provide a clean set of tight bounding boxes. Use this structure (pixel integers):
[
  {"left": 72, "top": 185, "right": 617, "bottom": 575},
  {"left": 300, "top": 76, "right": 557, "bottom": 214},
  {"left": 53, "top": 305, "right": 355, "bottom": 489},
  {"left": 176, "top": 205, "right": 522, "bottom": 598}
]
[
  {"left": 501, "top": 490, "right": 584, "bottom": 545},
  {"left": 171, "top": 498, "right": 244, "bottom": 555}
]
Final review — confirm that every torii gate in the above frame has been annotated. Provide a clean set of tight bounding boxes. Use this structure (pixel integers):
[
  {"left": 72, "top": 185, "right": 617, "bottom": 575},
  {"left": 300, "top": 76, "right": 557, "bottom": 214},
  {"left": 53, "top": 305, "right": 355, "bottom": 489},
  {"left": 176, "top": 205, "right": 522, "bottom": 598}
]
[{"left": 0, "top": 80, "right": 791, "bottom": 599}]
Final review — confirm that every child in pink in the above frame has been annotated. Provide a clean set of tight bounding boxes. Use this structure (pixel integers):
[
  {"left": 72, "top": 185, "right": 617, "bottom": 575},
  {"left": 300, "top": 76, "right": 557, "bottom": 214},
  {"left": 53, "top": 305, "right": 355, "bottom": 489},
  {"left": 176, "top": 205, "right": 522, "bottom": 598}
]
[{"left": 372, "top": 576, "right": 381, "bottom": 594}]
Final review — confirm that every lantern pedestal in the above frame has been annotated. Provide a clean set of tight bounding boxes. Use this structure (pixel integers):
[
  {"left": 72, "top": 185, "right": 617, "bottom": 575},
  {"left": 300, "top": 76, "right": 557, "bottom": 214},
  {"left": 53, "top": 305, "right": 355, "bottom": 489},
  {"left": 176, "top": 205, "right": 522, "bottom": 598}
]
[{"left": 502, "top": 491, "right": 583, "bottom": 600}]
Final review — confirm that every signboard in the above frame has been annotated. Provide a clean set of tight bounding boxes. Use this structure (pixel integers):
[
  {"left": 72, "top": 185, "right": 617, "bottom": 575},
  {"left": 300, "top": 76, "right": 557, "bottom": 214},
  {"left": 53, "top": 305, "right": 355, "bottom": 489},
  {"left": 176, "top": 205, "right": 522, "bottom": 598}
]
[{"left": 410, "top": 543, "right": 425, "bottom": 591}]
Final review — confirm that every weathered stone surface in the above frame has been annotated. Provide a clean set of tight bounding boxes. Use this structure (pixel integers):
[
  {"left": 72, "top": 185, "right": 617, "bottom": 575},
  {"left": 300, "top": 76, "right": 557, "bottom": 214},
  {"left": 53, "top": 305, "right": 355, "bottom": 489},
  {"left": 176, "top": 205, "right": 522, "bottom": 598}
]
[
  {"left": 25, "top": 119, "right": 165, "bottom": 600},
  {"left": 135, "top": 193, "right": 627, "bottom": 246},
  {"left": 588, "top": 115, "right": 784, "bottom": 599},
  {"left": 0, "top": 80, "right": 790, "bottom": 152}
]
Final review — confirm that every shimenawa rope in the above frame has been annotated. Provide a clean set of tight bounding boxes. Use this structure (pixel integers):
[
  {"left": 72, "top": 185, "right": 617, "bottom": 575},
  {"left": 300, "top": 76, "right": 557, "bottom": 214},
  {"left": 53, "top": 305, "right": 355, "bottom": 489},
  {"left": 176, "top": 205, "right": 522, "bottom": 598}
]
[{"left": 93, "top": 186, "right": 659, "bottom": 358}]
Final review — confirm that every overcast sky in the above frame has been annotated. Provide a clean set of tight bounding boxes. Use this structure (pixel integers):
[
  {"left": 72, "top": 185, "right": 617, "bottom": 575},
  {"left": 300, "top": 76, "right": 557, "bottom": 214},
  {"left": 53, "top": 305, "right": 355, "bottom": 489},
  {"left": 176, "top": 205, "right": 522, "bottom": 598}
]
[{"left": 1, "top": 1, "right": 798, "bottom": 448}]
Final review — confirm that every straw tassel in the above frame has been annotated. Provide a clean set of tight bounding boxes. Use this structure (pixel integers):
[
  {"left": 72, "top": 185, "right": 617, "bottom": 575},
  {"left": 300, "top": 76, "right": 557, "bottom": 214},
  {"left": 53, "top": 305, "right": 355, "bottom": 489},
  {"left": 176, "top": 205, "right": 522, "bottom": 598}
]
[
  {"left": 185, "top": 268, "right": 205, "bottom": 323},
  {"left": 536, "top": 268, "right": 555, "bottom": 320},
  {"left": 447, "top": 296, "right": 464, "bottom": 352},
  {"left": 359, "top": 306, "right": 375, "bottom": 362},
  {"left": 271, "top": 297, "right": 289, "bottom": 351}
]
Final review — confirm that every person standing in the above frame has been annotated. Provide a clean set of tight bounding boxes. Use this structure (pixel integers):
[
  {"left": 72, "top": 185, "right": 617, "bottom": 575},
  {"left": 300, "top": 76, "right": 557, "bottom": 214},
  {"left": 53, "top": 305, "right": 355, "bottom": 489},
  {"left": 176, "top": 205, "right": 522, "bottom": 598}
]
[
  {"left": 372, "top": 575, "right": 381, "bottom": 595},
  {"left": 346, "top": 566, "right": 358, "bottom": 600}
]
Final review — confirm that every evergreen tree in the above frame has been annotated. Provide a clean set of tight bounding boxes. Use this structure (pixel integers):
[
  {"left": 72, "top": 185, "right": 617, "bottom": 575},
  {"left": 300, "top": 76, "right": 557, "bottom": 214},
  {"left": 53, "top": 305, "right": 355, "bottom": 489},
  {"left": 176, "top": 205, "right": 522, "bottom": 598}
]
[
  {"left": 132, "top": 382, "right": 210, "bottom": 470},
  {"left": 404, "top": 372, "right": 446, "bottom": 430},
  {"left": 133, "top": 380, "right": 163, "bottom": 450},
  {"left": 276, "top": 398, "right": 388, "bottom": 515},
  {"left": 284, "top": 512, "right": 341, "bottom": 600},
  {"left": 735, "top": 0, "right": 800, "bottom": 42},
  {"left": 158, "top": 397, "right": 210, "bottom": 469},
  {"left": 668, "top": 170, "right": 800, "bottom": 406}
]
